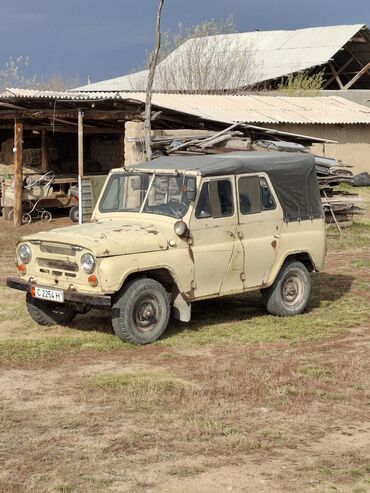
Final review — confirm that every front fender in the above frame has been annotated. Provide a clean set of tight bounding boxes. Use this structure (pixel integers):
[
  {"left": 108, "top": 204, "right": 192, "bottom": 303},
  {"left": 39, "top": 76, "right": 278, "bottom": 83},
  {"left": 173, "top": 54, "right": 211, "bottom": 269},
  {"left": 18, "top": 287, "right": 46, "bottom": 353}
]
[{"left": 98, "top": 251, "right": 192, "bottom": 296}]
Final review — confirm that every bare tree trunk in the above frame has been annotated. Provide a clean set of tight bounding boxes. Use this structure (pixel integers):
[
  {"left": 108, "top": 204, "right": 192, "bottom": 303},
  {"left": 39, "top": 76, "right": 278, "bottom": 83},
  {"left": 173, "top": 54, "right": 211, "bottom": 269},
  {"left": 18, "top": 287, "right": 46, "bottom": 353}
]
[{"left": 144, "top": 0, "right": 164, "bottom": 161}]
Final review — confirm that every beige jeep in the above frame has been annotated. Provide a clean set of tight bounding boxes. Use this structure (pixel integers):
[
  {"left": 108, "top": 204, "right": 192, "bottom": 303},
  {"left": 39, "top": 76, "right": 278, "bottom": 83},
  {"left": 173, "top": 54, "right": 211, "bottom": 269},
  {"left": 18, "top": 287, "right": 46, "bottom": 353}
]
[{"left": 7, "top": 152, "right": 326, "bottom": 344}]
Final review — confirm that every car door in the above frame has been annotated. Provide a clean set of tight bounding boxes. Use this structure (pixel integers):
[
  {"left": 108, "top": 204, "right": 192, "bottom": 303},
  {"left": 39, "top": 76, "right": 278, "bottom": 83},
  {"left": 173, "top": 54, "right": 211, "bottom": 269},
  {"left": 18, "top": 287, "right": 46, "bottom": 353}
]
[
  {"left": 189, "top": 176, "right": 244, "bottom": 298},
  {"left": 237, "top": 173, "right": 283, "bottom": 289}
]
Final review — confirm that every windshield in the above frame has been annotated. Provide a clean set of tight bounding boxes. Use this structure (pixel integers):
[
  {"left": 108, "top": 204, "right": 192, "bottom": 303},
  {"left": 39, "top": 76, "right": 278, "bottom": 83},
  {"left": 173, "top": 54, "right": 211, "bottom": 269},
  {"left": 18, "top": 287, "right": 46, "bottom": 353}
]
[{"left": 99, "top": 173, "right": 192, "bottom": 218}]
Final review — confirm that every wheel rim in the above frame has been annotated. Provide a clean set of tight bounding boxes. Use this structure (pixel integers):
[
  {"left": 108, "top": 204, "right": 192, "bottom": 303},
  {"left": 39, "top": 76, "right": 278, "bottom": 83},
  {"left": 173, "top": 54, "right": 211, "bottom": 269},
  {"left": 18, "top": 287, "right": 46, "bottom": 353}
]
[
  {"left": 41, "top": 211, "right": 52, "bottom": 222},
  {"left": 22, "top": 213, "right": 32, "bottom": 225},
  {"left": 133, "top": 294, "right": 161, "bottom": 333},
  {"left": 281, "top": 273, "right": 304, "bottom": 306}
]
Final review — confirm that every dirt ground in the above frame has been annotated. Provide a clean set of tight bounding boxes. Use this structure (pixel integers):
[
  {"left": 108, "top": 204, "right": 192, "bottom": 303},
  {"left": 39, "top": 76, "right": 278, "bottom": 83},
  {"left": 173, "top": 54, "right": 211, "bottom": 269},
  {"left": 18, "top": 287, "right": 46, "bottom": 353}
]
[{"left": 0, "top": 214, "right": 369, "bottom": 493}]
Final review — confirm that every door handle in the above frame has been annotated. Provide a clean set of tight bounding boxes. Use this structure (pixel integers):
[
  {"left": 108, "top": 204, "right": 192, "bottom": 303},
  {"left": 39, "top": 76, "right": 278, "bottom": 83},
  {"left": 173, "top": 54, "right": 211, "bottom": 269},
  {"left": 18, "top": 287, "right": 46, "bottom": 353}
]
[{"left": 226, "top": 230, "right": 235, "bottom": 238}]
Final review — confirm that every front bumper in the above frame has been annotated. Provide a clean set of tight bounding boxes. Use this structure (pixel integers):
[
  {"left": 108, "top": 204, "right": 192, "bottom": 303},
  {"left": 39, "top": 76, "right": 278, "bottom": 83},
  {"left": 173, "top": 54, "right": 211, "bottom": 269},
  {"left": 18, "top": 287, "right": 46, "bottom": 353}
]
[{"left": 6, "top": 276, "right": 112, "bottom": 307}]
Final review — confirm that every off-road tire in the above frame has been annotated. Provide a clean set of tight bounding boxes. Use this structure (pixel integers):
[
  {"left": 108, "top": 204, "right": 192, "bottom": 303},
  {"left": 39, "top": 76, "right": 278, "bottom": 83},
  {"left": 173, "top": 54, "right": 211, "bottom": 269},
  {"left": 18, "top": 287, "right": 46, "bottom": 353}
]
[
  {"left": 69, "top": 206, "right": 79, "bottom": 223},
  {"left": 261, "top": 260, "right": 311, "bottom": 316},
  {"left": 112, "top": 278, "right": 171, "bottom": 344},
  {"left": 26, "top": 293, "right": 77, "bottom": 326}
]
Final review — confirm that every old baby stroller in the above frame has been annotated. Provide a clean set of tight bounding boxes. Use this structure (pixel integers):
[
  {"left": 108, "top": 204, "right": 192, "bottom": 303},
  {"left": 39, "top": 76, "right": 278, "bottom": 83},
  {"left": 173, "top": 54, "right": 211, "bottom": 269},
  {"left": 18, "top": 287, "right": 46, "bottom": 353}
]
[{"left": 8, "top": 171, "right": 55, "bottom": 224}]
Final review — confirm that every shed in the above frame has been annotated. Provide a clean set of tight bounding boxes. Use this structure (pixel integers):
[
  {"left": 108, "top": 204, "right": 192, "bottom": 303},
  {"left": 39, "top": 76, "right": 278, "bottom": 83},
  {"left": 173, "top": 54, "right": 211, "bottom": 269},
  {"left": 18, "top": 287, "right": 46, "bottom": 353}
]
[{"left": 0, "top": 88, "right": 332, "bottom": 225}]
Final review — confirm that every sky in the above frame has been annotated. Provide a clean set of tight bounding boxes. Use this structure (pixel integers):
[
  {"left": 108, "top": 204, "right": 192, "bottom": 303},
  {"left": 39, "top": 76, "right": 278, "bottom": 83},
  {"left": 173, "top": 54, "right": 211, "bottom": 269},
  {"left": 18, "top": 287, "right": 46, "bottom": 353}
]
[{"left": 0, "top": 0, "right": 369, "bottom": 86}]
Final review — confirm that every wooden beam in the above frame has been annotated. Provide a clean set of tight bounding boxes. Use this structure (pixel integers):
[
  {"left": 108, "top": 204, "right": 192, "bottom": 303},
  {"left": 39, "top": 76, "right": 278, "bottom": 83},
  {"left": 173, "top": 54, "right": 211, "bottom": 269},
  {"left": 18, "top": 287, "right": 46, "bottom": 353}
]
[
  {"left": 41, "top": 130, "right": 49, "bottom": 172},
  {"left": 343, "top": 61, "right": 370, "bottom": 89},
  {"left": 0, "top": 110, "right": 141, "bottom": 121},
  {"left": 328, "top": 61, "right": 344, "bottom": 89},
  {"left": 323, "top": 57, "right": 354, "bottom": 88},
  {"left": 345, "top": 46, "right": 370, "bottom": 80},
  {"left": 13, "top": 121, "right": 23, "bottom": 227}
]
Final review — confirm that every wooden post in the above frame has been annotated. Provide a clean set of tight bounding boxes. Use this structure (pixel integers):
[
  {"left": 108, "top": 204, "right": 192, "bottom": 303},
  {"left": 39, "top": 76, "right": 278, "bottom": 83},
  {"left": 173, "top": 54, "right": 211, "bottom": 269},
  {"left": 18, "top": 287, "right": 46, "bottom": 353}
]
[
  {"left": 41, "top": 130, "right": 49, "bottom": 172},
  {"left": 13, "top": 121, "right": 24, "bottom": 227},
  {"left": 78, "top": 109, "right": 84, "bottom": 224},
  {"left": 119, "top": 128, "right": 125, "bottom": 167}
]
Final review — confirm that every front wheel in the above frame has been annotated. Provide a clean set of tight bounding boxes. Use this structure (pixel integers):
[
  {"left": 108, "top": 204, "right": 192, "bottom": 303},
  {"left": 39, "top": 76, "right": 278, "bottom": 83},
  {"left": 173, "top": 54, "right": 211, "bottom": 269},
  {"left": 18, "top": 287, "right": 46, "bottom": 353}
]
[
  {"left": 261, "top": 260, "right": 311, "bottom": 316},
  {"left": 40, "top": 210, "right": 52, "bottom": 222},
  {"left": 112, "top": 278, "right": 171, "bottom": 344},
  {"left": 26, "top": 293, "right": 77, "bottom": 326}
]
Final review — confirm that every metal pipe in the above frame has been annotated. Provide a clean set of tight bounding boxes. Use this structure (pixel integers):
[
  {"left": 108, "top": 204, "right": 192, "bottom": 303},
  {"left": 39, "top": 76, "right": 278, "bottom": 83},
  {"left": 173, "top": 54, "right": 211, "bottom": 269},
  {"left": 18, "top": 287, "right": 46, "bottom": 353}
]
[{"left": 78, "top": 108, "right": 84, "bottom": 224}]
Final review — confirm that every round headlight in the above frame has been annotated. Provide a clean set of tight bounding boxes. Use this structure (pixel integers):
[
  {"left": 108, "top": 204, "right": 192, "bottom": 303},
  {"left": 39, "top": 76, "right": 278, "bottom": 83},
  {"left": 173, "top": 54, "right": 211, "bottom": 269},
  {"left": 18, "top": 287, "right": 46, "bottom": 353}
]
[
  {"left": 81, "top": 253, "right": 96, "bottom": 274},
  {"left": 174, "top": 220, "right": 188, "bottom": 237},
  {"left": 18, "top": 244, "right": 32, "bottom": 264}
]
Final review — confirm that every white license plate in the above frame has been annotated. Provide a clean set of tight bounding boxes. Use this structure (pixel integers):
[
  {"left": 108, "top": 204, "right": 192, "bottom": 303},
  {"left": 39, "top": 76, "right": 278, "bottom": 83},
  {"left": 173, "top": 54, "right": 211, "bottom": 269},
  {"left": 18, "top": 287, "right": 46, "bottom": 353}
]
[{"left": 31, "top": 286, "right": 64, "bottom": 303}]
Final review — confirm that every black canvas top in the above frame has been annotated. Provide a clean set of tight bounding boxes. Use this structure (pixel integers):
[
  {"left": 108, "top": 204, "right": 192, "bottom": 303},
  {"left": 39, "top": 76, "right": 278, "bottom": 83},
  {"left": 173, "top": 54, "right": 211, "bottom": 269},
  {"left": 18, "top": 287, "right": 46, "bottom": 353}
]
[{"left": 133, "top": 152, "right": 324, "bottom": 222}]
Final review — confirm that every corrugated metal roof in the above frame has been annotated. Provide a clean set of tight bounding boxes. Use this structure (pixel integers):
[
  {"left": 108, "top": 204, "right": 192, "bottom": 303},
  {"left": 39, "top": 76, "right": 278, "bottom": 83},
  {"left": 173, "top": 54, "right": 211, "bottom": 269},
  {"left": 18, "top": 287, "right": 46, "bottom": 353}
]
[
  {"left": 2, "top": 89, "right": 370, "bottom": 125},
  {"left": 1, "top": 88, "right": 121, "bottom": 100},
  {"left": 75, "top": 24, "right": 366, "bottom": 91}
]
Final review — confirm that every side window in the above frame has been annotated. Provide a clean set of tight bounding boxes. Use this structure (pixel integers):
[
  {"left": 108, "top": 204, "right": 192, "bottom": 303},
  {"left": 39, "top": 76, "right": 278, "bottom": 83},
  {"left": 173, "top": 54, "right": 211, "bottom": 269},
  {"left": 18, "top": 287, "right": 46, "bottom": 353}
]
[
  {"left": 238, "top": 176, "right": 261, "bottom": 214},
  {"left": 195, "top": 179, "right": 234, "bottom": 219},
  {"left": 260, "top": 177, "right": 276, "bottom": 210},
  {"left": 195, "top": 182, "right": 211, "bottom": 218},
  {"left": 238, "top": 176, "right": 276, "bottom": 215}
]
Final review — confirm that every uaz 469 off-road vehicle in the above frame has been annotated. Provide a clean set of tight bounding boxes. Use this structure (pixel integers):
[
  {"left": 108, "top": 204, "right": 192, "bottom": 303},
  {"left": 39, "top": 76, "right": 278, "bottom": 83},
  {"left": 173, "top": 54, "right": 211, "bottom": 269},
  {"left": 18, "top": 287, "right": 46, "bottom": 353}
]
[{"left": 7, "top": 152, "right": 326, "bottom": 344}]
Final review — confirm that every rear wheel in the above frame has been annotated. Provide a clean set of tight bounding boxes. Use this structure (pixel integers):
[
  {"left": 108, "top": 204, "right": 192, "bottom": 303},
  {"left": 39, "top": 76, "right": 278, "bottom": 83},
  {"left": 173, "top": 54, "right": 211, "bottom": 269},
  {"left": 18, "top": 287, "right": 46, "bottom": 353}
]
[
  {"left": 112, "top": 278, "right": 170, "bottom": 344},
  {"left": 26, "top": 293, "right": 77, "bottom": 326},
  {"left": 261, "top": 260, "right": 311, "bottom": 316}
]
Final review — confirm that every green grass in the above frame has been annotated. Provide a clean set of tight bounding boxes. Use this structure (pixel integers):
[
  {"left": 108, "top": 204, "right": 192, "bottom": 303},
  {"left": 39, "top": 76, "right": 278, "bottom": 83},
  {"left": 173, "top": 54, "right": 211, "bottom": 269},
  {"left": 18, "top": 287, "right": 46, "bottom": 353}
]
[
  {"left": 328, "top": 221, "right": 370, "bottom": 249},
  {"left": 157, "top": 280, "right": 369, "bottom": 347},
  {"left": 350, "top": 258, "right": 370, "bottom": 269},
  {"left": 0, "top": 333, "right": 124, "bottom": 362},
  {"left": 299, "top": 361, "right": 332, "bottom": 379},
  {"left": 0, "top": 267, "right": 368, "bottom": 361},
  {"left": 85, "top": 370, "right": 195, "bottom": 400}
]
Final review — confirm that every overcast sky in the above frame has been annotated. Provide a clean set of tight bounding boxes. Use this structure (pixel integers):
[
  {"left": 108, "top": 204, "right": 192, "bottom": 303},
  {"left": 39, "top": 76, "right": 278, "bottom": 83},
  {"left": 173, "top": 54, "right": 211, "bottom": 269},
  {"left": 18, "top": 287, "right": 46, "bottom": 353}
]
[{"left": 1, "top": 0, "right": 369, "bottom": 86}]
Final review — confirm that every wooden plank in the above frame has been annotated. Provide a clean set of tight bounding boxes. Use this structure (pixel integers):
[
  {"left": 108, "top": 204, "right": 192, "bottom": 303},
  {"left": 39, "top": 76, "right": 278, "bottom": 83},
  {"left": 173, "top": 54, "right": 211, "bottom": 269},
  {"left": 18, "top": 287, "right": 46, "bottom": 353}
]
[
  {"left": 343, "top": 61, "right": 370, "bottom": 89},
  {"left": 13, "top": 121, "right": 23, "bottom": 227}
]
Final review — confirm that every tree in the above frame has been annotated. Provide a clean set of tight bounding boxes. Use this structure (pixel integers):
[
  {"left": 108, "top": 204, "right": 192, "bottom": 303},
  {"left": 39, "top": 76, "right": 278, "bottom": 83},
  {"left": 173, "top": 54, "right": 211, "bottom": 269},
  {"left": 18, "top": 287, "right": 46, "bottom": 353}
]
[
  {"left": 144, "top": 0, "right": 164, "bottom": 160},
  {"left": 130, "top": 16, "right": 259, "bottom": 93},
  {"left": 276, "top": 71, "right": 324, "bottom": 96},
  {"left": 0, "top": 56, "right": 79, "bottom": 93}
]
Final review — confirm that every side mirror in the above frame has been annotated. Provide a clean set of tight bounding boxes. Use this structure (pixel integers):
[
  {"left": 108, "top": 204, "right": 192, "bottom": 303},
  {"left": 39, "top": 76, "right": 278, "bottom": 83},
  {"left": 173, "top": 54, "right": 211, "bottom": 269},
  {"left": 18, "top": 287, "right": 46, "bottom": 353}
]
[{"left": 186, "top": 178, "right": 196, "bottom": 201}]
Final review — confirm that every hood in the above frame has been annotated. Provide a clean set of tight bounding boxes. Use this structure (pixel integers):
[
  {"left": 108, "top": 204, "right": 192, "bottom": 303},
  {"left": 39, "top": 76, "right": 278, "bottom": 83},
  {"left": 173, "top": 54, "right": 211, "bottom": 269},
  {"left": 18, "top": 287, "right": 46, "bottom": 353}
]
[{"left": 23, "top": 220, "right": 169, "bottom": 257}]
